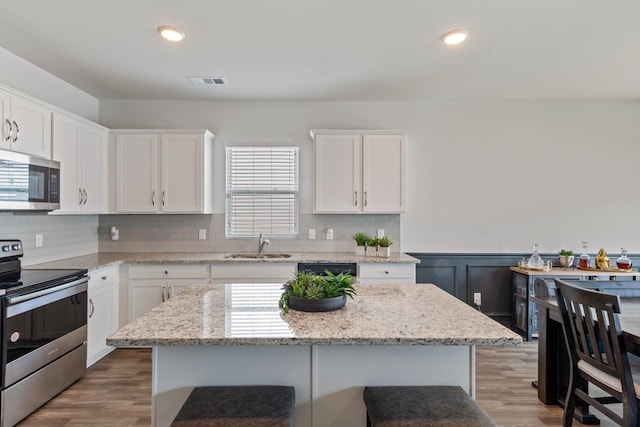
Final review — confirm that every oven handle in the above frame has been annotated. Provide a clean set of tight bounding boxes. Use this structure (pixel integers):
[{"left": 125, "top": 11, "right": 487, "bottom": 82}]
[{"left": 7, "top": 277, "right": 88, "bottom": 305}]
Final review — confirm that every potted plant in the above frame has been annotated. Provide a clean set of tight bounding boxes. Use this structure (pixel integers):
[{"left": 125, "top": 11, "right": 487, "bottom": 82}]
[
  {"left": 558, "top": 249, "right": 574, "bottom": 268},
  {"left": 353, "top": 232, "right": 370, "bottom": 256},
  {"left": 365, "top": 237, "right": 393, "bottom": 257},
  {"left": 279, "top": 270, "right": 356, "bottom": 313}
]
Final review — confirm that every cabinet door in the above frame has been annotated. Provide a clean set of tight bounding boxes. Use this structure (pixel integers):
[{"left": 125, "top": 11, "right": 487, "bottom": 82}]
[
  {"left": 129, "top": 281, "right": 165, "bottom": 321},
  {"left": 362, "top": 135, "right": 406, "bottom": 213},
  {"left": 52, "top": 113, "right": 82, "bottom": 212},
  {"left": 81, "top": 124, "right": 107, "bottom": 212},
  {"left": 87, "top": 284, "right": 116, "bottom": 366},
  {"left": 9, "top": 94, "right": 52, "bottom": 158},
  {"left": 313, "top": 134, "right": 361, "bottom": 213},
  {"left": 116, "top": 133, "right": 158, "bottom": 212},
  {"left": 161, "top": 134, "right": 203, "bottom": 213},
  {"left": 0, "top": 90, "right": 10, "bottom": 152}
]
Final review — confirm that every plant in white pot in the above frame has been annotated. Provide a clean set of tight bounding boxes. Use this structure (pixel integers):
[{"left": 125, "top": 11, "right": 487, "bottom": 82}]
[
  {"left": 365, "top": 237, "right": 393, "bottom": 257},
  {"left": 353, "top": 232, "right": 370, "bottom": 256},
  {"left": 558, "top": 249, "right": 575, "bottom": 268}
]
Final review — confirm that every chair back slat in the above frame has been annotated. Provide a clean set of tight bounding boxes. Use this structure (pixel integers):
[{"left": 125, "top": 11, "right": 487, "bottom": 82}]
[{"left": 555, "top": 280, "right": 627, "bottom": 384}]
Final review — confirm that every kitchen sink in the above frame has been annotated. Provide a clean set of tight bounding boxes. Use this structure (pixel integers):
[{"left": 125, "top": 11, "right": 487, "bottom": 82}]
[{"left": 226, "top": 253, "right": 292, "bottom": 259}]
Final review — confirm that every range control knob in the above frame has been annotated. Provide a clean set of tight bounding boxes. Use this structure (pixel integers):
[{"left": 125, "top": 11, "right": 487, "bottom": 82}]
[
  {"left": 2, "top": 245, "right": 10, "bottom": 252},
  {"left": 11, "top": 244, "right": 21, "bottom": 251}
]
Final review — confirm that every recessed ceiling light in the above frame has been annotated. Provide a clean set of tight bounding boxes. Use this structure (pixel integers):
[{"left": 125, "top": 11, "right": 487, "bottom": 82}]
[
  {"left": 441, "top": 29, "right": 468, "bottom": 45},
  {"left": 157, "top": 26, "right": 185, "bottom": 42}
]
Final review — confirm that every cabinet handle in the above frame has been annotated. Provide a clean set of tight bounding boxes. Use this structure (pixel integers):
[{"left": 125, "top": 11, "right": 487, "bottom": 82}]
[
  {"left": 11, "top": 121, "right": 18, "bottom": 142},
  {"left": 3, "top": 119, "right": 11, "bottom": 141},
  {"left": 78, "top": 188, "right": 83, "bottom": 206},
  {"left": 101, "top": 276, "right": 107, "bottom": 280},
  {"left": 161, "top": 286, "right": 166, "bottom": 302},
  {"left": 152, "top": 191, "right": 156, "bottom": 206},
  {"left": 354, "top": 191, "right": 358, "bottom": 206},
  {"left": 168, "top": 286, "right": 174, "bottom": 299},
  {"left": 89, "top": 298, "right": 95, "bottom": 318},
  {"left": 83, "top": 189, "right": 88, "bottom": 205},
  {"left": 364, "top": 191, "right": 368, "bottom": 207},
  {"left": 384, "top": 271, "right": 389, "bottom": 274},
  {"left": 162, "top": 191, "right": 166, "bottom": 207}
]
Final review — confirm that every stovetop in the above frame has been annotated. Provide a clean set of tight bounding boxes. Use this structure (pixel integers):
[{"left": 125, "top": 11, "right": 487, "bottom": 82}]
[
  {"left": 0, "top": 239, "right": 88, "bottom": 297},
  {"left": 0, "top": 269, "right": 89, "bottom": 297}
]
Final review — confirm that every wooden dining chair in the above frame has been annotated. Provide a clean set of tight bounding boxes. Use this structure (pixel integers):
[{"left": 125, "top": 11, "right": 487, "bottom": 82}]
[{"left": 555, "top": 279, "right": 640, "bottom": 426}]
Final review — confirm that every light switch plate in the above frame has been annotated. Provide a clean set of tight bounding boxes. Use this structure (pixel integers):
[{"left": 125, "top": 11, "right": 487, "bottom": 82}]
[
  {"left": 377, "top": 229, "right": 384, "bottom": 238},
  {"left": 308, "top": 229, "right": 316, "bottom": 239},
  {"left": 198, "top": 229, "right": 207, "bottom": 240},
  {"left": 35, "top": 234, "right": 43, "bottom": 248}
]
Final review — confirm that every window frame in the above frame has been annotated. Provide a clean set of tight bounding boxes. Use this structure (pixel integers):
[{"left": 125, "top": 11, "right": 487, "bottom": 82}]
[{"left": 225, "top": 146, "right": 299, "bottom": 238}]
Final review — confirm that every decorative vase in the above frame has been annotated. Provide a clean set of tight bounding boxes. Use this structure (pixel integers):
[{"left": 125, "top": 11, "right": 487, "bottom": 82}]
[
  {"left": 365, "top": 246, "right": 391, "bottom": 257},
  {"left": 559, "top": 255, "right": 574, "bottom": 268},
  {"left": 287, "top": 295, "right": 347, "bottom": 312}
]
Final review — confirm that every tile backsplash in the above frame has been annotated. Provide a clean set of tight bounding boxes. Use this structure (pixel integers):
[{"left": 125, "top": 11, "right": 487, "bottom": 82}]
[
  {"left": 0, "top": 213, "right": 99, "bottom": 266},
  {"left": 0, "top": 212, "right": 400, "bottom": 266},
  {"left": 98, "top": 214, "right": 401, "bottom": 254}
]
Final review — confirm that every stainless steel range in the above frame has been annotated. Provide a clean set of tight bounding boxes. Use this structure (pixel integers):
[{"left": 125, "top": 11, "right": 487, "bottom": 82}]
[{"left": 0, "top": 240, "right": 88, "bottom": 427}]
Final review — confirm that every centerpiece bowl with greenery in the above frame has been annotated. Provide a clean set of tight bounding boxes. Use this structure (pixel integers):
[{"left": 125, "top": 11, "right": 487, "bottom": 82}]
[{"left": 279, "top": 270, "right": 356, "bottom": 313}]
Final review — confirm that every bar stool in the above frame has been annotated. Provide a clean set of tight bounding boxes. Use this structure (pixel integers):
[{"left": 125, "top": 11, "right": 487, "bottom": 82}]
[
  {"left": 170, "top": 385, "right": 295, "bottom": 427},
  {"left": 363, "top": 385, "right": 496, "bottom": 426}
]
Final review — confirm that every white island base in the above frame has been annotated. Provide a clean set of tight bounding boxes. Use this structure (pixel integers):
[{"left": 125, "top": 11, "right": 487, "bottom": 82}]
[{"left": 152, "top": 344, "right": 474, "bottom": 427}]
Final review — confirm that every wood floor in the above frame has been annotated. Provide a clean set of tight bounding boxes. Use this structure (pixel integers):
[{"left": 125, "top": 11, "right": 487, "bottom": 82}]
[{"left": 18, "top": 342, "right": 619, "bottom": 426}]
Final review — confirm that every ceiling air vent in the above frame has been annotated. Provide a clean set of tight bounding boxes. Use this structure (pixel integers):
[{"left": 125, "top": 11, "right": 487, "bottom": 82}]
[{"left": 188, "top": 76, "right": 226, "bottom": 85}]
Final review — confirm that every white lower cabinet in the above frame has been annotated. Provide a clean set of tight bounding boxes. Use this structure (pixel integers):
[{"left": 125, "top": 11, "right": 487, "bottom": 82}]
[
  {"left": 87, "top": 265, "right": 119, "bottom": 367},
  {"left": 128, "top": 264, "right": 209, "bottom": 321},
  {"left": 357, "top": 263, "right": 416, "bottom": 284},
  {"left": 210, "top": 263, "right": 297, "bottom": 284}
]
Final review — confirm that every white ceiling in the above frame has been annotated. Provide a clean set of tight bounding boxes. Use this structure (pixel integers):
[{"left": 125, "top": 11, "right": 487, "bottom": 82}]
[{"left": 0, "top": 0, "right": 638, "bottom": 101}]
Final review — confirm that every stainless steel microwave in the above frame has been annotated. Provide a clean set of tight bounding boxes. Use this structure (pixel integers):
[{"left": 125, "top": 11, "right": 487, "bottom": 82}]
[{"left": 0, "top": 150, "right": 60, "bottom": 211}]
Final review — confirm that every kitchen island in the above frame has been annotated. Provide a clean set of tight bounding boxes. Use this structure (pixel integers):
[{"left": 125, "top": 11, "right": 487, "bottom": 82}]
[{"left": 108, "top": 283, "right": 521, "bottom": 427}]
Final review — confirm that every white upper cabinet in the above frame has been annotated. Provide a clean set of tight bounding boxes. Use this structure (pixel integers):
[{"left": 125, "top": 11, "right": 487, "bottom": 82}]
[
  {"left": 312, "top": 131, "right": 406, "bottom": 214},
  {"left": 114, "top": 129, "right": 214, "bottom": 213},
  {"left": 52, "top": 113, "right": 108, "bottom": 213},
  {"left": 0, "top": 89, "right": 52, "bottom": 159}
]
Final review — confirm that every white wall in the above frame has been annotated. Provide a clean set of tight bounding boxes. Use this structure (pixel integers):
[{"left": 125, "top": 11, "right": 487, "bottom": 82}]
[
  {"left": 99, "top": 99, "right": 640, "bottom": 254},
  {"left": 0, "top": 47, "right": 99, "bottom": 120}
]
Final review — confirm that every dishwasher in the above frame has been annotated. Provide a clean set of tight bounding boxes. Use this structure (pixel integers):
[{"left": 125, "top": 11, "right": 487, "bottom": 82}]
[{"left": 297, "top": 263, "right": 357, "bottom": 277}]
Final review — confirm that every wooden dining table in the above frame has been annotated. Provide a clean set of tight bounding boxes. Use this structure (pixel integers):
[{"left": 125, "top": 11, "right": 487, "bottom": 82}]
[{"left": 532, "top": 294, "right": 640, "bottom": 424}]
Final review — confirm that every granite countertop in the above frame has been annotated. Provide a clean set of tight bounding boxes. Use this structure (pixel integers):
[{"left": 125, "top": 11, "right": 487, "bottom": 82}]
[
  {"left": 28, "top": 252, "right": 420, "bottom": 272},
  {"left": 107, "top": 283, "right": 521, "bottom": 347}
]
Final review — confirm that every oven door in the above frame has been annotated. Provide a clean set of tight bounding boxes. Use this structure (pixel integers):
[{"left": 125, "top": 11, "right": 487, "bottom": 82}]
[{"left": 3, "top": 277, "right": 88, "bottom": 388}]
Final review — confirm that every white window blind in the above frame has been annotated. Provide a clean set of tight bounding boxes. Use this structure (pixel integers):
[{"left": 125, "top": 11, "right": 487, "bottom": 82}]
[{"left": 226, "top": 147, "right": 299, "bottom": 237}]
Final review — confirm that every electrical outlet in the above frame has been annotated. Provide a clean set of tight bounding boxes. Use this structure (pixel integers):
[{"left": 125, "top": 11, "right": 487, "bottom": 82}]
[
  {"left": 308, "top": 229, "right": 316, "bottom": 240},
  {"left": 326, "top": 228, "right": 333, "bottom": 240},
  {"left": 198, "top": 229, "right": 207, "bottom": 240},
  {"left": 377, "top": 229, "right": 384, "bottom": 238},
  {"left": 473, "top": 292, "right": 482, "bottom": 306},
  {"left": 35, "top": 234, "right": 43, "bottom": 248}
]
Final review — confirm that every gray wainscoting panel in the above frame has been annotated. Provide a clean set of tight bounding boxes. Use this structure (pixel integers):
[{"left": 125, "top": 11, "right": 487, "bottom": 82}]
[{"left": 409, "top": 252, "right": 640, "bottom": 325}]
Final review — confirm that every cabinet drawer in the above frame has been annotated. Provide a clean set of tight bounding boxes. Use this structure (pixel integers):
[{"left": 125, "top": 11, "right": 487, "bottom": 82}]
[
  {"left": 358, "top": 263, "right": 415, "bottom": 279},
  {"left": 128, "top": 264, "right": 209, "bottom": 279},
  {"left": 211, "top": 263, "right": 296, "bottom": 280},
  {"left": 89, "top": 266, "right": 118, "bottom": 289}
]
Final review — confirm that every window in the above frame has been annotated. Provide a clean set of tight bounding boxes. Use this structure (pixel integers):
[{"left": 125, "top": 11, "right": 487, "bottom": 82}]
[{"left": 226, "top": 147, "right": 299, "bottom": 237}]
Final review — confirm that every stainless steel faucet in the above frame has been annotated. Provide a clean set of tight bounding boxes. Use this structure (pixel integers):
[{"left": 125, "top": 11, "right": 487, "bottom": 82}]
[{"left": 257, "top": 233, "right": 270, "bottom": 256}]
